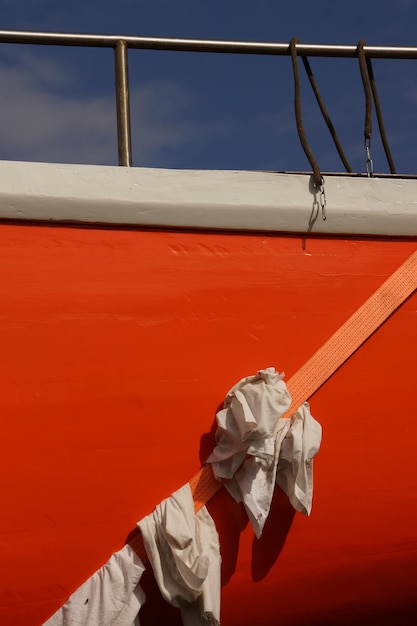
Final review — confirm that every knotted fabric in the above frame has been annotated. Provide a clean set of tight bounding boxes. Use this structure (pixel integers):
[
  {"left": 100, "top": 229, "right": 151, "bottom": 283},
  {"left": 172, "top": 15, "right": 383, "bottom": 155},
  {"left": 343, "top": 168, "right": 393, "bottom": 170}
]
[
  {"left": 206, "top": 367, "right": 321, "bottom": 537},
  {"left": 137, "top": 483, "right": 220, "bottom": 626}
]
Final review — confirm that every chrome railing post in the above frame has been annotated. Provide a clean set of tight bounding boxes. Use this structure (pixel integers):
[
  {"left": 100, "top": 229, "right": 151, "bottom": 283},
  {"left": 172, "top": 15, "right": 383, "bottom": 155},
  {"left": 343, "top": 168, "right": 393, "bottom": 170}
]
[{"left": 114, "top": 40, "right": 132, "bottom": 167}]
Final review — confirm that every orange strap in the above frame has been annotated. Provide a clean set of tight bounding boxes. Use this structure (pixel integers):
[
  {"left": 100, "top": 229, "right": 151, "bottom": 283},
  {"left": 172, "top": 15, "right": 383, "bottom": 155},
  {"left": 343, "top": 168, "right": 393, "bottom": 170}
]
[{"left": 130, "top": 250, "right": 417, "bottom": 560}]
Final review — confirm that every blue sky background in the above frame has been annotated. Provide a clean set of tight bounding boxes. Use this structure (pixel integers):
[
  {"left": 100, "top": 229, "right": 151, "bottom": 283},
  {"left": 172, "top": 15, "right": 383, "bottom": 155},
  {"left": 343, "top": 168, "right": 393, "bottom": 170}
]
[{"left": 0, "top": 0, "right": 416, "bottom": 174}]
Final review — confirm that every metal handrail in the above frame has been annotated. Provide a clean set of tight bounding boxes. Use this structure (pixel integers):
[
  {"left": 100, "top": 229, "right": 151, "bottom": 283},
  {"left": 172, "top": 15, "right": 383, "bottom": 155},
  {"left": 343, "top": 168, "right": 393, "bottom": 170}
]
[
  {"left": 2, "top": 30, "right": 417, "bottom": 57},
  {"left": 1, "top": 29, "right": 417, "bottom": 167}
]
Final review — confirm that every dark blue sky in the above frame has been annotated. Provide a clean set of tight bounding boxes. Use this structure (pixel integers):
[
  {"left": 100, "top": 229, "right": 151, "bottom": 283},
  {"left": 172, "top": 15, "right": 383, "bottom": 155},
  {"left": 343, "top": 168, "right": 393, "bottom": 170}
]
[{"left": 0, "top": 0, "right": 416, "bottom": 174}]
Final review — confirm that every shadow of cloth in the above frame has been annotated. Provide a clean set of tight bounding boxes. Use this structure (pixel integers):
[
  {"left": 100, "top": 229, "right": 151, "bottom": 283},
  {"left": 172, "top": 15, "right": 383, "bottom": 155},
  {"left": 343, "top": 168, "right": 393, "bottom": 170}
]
[
  {"left": 198, "top": 403, "right": 223, "bottom": 465},
  {"left": 206, "top": 488, "right": 249, "bottom": 585},
  {"left": 199, "top": 409, "right": 295, "bottom": 585},
  {"left": 251, "top": 485, "right": 296, "bottom": 582},
  {"left": 199, "top": 408, "right": 249, "bottom": 585},
  {"left": 138, "top": 566, "right": 183, "bottom": 626}
]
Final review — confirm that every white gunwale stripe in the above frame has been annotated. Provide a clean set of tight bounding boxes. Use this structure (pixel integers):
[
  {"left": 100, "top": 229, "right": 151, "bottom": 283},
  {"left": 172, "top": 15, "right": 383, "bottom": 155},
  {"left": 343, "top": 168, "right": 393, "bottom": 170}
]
[{"left": 0, "top": 160, "right": 416, "bottom": 236}]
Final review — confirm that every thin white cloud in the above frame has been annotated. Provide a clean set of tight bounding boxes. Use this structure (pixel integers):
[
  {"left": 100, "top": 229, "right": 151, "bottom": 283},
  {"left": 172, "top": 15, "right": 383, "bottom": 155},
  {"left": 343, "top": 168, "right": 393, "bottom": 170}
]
[
  {"left": 0, "top": 49, "right": 227, "bottom": 166},
  {"left": 0, "top": 51, "right": 116, "bottom": 164}
]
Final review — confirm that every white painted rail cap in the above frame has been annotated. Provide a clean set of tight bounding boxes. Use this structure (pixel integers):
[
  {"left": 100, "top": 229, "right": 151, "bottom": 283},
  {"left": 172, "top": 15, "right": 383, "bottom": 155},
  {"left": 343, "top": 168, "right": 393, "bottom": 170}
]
[{"left": 0, "top": 160, "right": 416, "bottom": 236}]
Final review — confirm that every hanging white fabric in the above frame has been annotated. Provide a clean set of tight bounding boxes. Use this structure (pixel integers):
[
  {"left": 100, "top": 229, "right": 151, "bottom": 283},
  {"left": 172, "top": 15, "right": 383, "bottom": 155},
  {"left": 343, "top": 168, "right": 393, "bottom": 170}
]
[
  {"left": 206, "top": 367, "right": 321, "bottom": 537},
  {"left": 43, "top": 545, "right": 146, "bottom": 626},
  {"left": 137, "top": 483, "right": 221, "bottom": 626},
  {"left": 275, "top": 402, "right": 322, "bottom": 515}
]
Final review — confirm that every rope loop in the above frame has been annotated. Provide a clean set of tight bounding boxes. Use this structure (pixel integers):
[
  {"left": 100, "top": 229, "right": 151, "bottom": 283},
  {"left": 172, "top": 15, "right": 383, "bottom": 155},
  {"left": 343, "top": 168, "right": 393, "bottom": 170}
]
[
  {"left": 289, "top": 37, "right": 323, "bottom": 188},
  {"left": 301, "top": 55, "right": 353, "bottom": 174},
  {"left": 364, "top": 52, "right": 397, "bottom": 174},
  {"left": 357, "top": 39, "right": 372, "bottom": 145}
]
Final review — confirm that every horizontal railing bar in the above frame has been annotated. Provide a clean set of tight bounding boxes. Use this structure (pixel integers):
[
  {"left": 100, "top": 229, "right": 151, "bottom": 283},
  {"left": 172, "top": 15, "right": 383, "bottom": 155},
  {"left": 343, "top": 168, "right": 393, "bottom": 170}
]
[{"left": 0, "top": 29, "right": 417, "bottom": 59}]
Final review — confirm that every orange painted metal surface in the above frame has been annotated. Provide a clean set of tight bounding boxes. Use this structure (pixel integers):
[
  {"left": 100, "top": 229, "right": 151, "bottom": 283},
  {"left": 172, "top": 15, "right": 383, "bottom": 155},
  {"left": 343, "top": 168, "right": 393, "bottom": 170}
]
[{"left": 0, "top": 224, "right": 416, "bottom": 625}]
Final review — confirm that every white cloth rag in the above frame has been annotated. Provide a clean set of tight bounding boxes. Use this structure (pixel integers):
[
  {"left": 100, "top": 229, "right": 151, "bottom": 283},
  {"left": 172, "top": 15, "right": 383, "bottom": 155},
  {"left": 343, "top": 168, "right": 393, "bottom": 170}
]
[
  {"left": 206, "top": 367, "right": 291, "bottom": 537},
  {"left": 206, "top": 368, "right": 321, "bottom": 537},
  {"left": 137, "top": 483, "right": 221, "bottom": 626},
  {"left": 43, "top": 544, "right": 146, "bottom": 626},
  {"left": 206, "top": 367, "right": 292, "bottom": 480},
  {"left": 276, "top": 401, "right": 322, "bottom": 515}
]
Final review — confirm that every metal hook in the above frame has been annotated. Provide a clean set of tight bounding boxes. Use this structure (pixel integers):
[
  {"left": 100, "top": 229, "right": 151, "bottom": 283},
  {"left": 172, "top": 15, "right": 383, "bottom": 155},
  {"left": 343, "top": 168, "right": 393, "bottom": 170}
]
[
  {"left": 320, "top": 178, "right": 326, "bottom": 220},
  {"left": 365, "top": 138, "right": 373, "bottom": 177}
]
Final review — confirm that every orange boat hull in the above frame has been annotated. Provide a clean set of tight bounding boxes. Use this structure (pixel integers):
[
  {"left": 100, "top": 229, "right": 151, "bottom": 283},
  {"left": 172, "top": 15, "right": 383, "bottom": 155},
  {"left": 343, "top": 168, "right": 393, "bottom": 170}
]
[{"left": 1, "top": 225, "right": 416, "bottom": 625}]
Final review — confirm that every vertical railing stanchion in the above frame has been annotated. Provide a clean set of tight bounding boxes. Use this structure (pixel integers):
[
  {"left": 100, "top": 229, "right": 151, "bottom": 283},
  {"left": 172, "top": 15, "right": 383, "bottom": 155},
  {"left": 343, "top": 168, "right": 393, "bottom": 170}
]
[{"left": 114, "top": 40, "right": 132, "bottom": 167}]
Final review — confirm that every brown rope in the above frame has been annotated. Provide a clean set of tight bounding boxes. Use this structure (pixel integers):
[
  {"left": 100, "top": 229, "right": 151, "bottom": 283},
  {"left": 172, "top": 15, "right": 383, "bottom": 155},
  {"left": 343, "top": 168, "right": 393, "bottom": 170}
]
[
  {"left": 365, "top": 56, "right": 397, "bottom": 174},
  {"left": 290, "top": 38, "right": 323, "bottom": 187},
  {"left": 301, "top": 56, "right": 353, "bottom": 173},
  {"left": 357, "top": 40, "right": 372, "bottom": 144}
]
